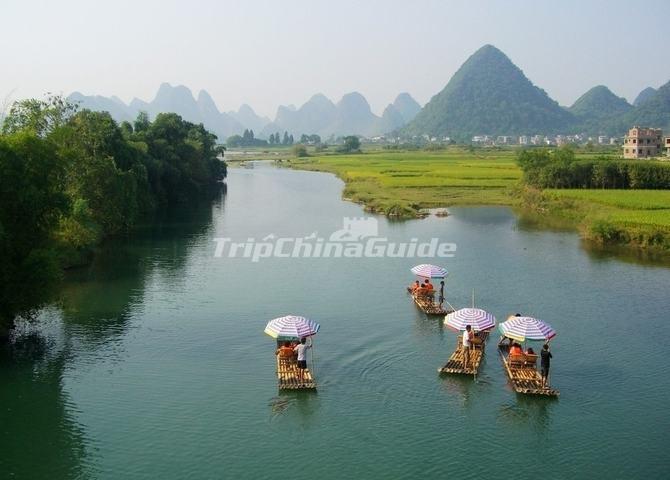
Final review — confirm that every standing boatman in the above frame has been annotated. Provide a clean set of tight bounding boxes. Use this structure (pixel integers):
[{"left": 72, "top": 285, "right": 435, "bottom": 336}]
[
  {"left": 541, "top": 343, "right": 553, "bottom": 388},
  {"left": 462, "top": 325, "right": 473, "bottom": 369},
  {"left": 293, "top": 337, "right": 312, "bottom": 383}
]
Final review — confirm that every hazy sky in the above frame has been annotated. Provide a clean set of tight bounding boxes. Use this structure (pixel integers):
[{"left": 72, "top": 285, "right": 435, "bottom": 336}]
[{"left": 3, "top": 0, "right": 669, "bottom": 118}]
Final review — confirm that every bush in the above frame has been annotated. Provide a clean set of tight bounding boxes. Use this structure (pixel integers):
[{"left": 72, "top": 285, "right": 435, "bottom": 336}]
[
  {"left": 338, "top": 136, "right": 361, "bottom": 153},
  {"left": 292, "top": 144, "right": 309, "bottom": 157},
  {"left": 517, "top": 148, "right": 670, "bottom": 190},
  {"left": 588, "top": 220, "right": 629, "bottom": 244}
]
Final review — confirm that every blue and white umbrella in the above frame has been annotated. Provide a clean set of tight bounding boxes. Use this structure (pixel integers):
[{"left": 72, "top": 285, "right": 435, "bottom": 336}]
[
  {"left": 264, "top": 315, "right": 320, "bottom": 340},
  {"left": 410, "top": 264, "right": 448, "bottom": 278},
  {"left": 444, "top": 308, "right": 496, "bottom": 332},
  {"left": 498, "top": 316, "right": 556, "bottom": 342}
]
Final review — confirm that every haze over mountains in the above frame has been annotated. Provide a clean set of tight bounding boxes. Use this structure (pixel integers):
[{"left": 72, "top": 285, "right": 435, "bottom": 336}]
[
  {"left": 68, "top": 86, "right": 421, "bottom": 141},
  {"left": 69, "top": 44, "right": 669, "bottom": 142}
]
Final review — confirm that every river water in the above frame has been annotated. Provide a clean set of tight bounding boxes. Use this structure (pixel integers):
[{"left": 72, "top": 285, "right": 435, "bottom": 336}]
[{"left": 2, "top": 164, "right": 669, "bottom": 479}]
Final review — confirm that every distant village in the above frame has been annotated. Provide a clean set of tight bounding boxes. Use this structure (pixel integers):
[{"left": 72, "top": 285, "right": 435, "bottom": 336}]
[{"left": 366, "top": 126, "right": 670, "bottom": 158}]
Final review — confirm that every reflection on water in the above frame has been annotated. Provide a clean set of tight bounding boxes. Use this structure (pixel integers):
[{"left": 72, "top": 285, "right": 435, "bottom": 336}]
[
  {"left": 1, "top": 187, "right": 226, "bottom": 478},
  {"left": 59, "top": 187, "right": 226, "bottom": 345},
  {"left": 440, "top": 374, "right": 476, "bottom": 406},
  {"left": 3, "top": 169, "right": 670, "bottom": 479},
  {"left": 498, "top": 396, "right": 555, "bottom": 433},
  {"left": 516, "top": 207, "right": 670, "bottom": 267},
  {"left": 0, "top": 325, "right": 86, "bottom": 479}
]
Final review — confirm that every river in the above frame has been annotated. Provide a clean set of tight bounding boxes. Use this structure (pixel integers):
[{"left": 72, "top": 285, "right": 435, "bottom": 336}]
[{"left": 1, "top": 163, "right": 669, "bottom": 479}]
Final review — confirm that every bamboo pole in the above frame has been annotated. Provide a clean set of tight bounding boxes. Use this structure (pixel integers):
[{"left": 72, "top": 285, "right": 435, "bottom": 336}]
[{"left": 310, "top": 336, "right": 317, "bottom": 380}]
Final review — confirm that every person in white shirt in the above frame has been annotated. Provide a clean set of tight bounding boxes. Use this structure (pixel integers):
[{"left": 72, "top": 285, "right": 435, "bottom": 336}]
[
  {"left": 462, "top": 325, "right": 473, "bottom": 368},
  {"left": 293, "top": 337, "right": 312, "bottom": 382}
]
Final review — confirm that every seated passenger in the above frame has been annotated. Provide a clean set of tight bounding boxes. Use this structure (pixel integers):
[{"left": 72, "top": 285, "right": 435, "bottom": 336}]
[
  {"left": 526, "top": 347, "right": 535, "bottom": 355},
  {"left": 509, "top": 343, "right": 523, "bottom": 356},
  {"left": 410, "top": 280, "right": 420, "bottom": 292},
  {"left": 276, "top": 341, "right": 294, "bottom": 358},
  {"left": 425, "top": 280, "right": 434, "bottom": 291}
]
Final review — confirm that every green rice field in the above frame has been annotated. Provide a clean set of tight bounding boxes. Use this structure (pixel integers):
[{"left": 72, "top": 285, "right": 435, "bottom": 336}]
[
  {"left": 289, "top": 149, "right": 521, "bottom": 214},
  {"left": 546, "top": 189, "right": 670, "bottom": 229},
  {"left": 286, "top": 148, "right": 670, "bottom": 249}
]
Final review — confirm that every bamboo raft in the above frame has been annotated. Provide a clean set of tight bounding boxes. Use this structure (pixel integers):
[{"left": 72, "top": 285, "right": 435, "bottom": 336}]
[
  {"left": 407, "top": 288, "right": 453, "bottom": 316},
  {"left": 498, "top": 344, "right": 559, "bottom": 397},
  {"left": 276, "top": 356, "right": 316, "bottom": 390},
  {"left": 438, "top": 331, "right": 490, "bottom": 375}
]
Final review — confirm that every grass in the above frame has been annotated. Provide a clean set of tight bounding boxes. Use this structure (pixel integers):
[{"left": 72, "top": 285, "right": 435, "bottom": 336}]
[
  {"left": 546, "top": 189, "right": 670, "bottom": 213},
  {"left": 287, "top": 148, "right": 522, "bottom": 215},
  {"left": 280, "top": 146, "right": 670, "bottom": 251},
  {"left": 538, "top": 189, "right": 670, "bottom": 249}
]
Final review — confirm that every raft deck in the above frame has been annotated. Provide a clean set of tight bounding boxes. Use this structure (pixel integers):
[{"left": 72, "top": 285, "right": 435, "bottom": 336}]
[
  {"left": 438, "top": 331, "right": 490, "bottom": 375},
  {"left": 276, "top": 356, "right": 316, "bottom": 390},
  {"left": 498, "top": 345, "right": 559, "bottom": 397},
  {"left": 408, "top": 289, "right": 453, "bottom": 316}
]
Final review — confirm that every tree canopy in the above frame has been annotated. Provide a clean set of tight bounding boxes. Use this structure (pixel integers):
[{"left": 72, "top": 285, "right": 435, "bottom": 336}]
[{"left": 0, "top": 95, "right": 226, "bottom": 336}]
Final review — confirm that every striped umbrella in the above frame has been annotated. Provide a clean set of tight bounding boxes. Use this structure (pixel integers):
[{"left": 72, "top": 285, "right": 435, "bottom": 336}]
[
  {"left": 410, "top": 264, "right": 448, "bottom": 278},
  {"left": 264, "top": 315, "right": 320, "bottom": 340},
  {"left": 444, "top": 308, "right": 496, "bottom": 332},
  {"left": 498, "top": 316, "right": 556, "bottom": 342}
]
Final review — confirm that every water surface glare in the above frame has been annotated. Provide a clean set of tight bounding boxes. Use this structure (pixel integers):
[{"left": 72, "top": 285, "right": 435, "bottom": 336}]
[{"left": 2, "top": 164, "right": 669, "bottom": 479}]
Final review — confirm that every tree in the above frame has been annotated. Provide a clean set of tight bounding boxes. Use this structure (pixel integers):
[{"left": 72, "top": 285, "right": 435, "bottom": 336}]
[
  {"left": 269, "top": 133, "right": 275, "bottom": 145},
  {"left": 292, "top": 144, "right": 308, "bottom": 157},
  {"left": 0, "top": 132, "right": 69, "bottom": 337},
  {"left": 0, "top": 100, "right": 227, "bottom": 336},
  {"left": 120, "top": 120, "right": 134, "bottom": 137},
  {"left": 134, "top": 111, "right": 150, "bottom": 133},
  {"left": 300, "top": 134, "right": 309, "bottom": 144},
  {"left": 226, "top": 134, "right": 243, "bottom": 148},
  {"left": 2, "top": 94, "right": 78, "bottom": 137},
  {"left": 282, "top": 131, "right": 289, "bottom": 145},
  {"left": 288, "top": 134, "right": 294, "bottom": 145},
  {"left": 341, "top": 135, "right": 361, "bottom": 152}
]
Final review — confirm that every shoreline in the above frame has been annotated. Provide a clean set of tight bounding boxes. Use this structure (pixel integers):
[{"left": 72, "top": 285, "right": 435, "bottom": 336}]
[{"left": 283, "top": 155, "right": 670, "bottom": 257}]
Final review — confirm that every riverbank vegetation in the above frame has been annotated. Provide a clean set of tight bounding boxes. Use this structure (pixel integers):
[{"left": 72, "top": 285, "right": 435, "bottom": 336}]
[
  {"left": 518, "top": 148, "right": 670, "bottom": 189},
  {"left": 285, "top": 146, "right": 670, "bottom": 251},
  {"left": 0, "top": 95, "right": 226, "bottom": 336},
  {"left": 516, "top": 149, "right": 670, "bottom": 250}
]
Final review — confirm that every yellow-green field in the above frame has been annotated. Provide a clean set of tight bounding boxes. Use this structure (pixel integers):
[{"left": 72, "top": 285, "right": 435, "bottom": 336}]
[
  {"left": 288, "top": 149, "right": 521, "bottom": 215},
  {"left": 284, "top": 148, "right": 670, "bottom": 250},
  {"left": 546, "top": 189, "right": 670, "bottom": 227}
]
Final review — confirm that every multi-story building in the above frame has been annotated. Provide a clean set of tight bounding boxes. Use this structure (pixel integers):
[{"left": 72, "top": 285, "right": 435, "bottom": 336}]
[
  {"left": 622, "top": 126, "right": 663, "bottom": 158},
  {"left": 666, "top": 137, "right": 670, "bottom": 157}
]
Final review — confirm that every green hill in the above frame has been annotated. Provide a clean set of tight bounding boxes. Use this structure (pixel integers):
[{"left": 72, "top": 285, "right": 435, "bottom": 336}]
[
  {"left": 569, "top": 85, "right": 632, "bottom": 135},
  {"left": 404, "top": 45, "right": 574, "bottom": 140},
  {"left": 633, "top": 87, "right": 657, "bottom": 107},
  {"left": 618, "top": 80, "right": 670, "bottom": 132}
]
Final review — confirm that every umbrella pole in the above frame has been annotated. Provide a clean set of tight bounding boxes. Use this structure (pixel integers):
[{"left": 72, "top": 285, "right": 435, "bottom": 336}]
[{"left": 311, "top": 337, "right": 317, "bottom": 380}]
